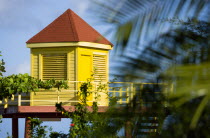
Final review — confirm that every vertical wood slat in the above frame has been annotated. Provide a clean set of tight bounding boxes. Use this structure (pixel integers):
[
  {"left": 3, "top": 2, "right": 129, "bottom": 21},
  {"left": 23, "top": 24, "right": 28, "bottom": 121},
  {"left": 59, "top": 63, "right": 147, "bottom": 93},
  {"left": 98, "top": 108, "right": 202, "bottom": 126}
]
[
  {"left": 126, "top": 87, "right": 129, "bottom": 103},
  {"left": 75, "top": 48, "right": 78, "bottom": 91},
  {"left": 69, "top": 50, "right": 75, "bottom": 90},
  {"left": 18, "top": 94, "right": 21, "bottom": 106},
  {"left": 119, "top": 87, "right": 122, "bottom": 104},
  {"left": 30, "top": 52, "right": 33, "bottom": 77},
  {"left": 106, "top": 53, "right": 109, "bottom": 83},
  {"left": 32, "top": 54, "right": 39, "bottom": 79},
  {"left": 39, "top": 54, "right": 42, "bottom": 80},
  {"left": 67, "top": 52, "right": 70, "bottom": 82},
  {"left": 130, "top": 83, "right": 134, "bottom": 103}
]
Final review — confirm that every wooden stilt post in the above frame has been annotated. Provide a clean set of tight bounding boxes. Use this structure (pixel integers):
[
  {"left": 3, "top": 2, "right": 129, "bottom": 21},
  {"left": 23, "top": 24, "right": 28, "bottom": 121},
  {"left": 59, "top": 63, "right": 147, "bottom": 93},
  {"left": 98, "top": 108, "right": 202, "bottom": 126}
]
[
  {"left": 25, "top": 117, "right": 31, "bottom": 138},
  {"left": 12, "top": 118, "right": 19, "bottom": 138},
  {"left": 125, "top": 120, "right": 132, "bottom": 138}
]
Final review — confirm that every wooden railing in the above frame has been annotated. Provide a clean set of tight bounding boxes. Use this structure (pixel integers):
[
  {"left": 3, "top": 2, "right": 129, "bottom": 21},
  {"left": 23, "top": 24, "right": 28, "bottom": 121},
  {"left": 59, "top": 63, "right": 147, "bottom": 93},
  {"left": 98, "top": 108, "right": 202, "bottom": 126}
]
[{"left": 0, "top": 82, "right": 170, "bottom": 107}]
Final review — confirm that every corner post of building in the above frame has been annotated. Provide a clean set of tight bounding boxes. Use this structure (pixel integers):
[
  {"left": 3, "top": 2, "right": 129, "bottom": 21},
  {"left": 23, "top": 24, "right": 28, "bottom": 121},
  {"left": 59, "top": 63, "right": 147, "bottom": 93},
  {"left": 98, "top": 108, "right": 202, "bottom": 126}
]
[{"left": 12, "top": 117, "right": 19, "bottom": 138}]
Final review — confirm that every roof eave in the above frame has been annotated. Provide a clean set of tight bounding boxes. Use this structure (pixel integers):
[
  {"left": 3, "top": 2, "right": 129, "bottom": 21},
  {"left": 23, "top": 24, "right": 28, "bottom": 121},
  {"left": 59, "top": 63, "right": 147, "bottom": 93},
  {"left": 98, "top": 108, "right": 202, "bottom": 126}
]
[{"left": 26, "top": 42, "right": 113, "bottom": 50}]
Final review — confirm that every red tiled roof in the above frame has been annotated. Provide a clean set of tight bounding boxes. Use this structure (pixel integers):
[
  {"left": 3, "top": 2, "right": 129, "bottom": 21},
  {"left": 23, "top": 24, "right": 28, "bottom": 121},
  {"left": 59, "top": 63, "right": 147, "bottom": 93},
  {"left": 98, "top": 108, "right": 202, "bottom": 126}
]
[{"left": 26, "top": 9, "right": 113, "bottom": 46}]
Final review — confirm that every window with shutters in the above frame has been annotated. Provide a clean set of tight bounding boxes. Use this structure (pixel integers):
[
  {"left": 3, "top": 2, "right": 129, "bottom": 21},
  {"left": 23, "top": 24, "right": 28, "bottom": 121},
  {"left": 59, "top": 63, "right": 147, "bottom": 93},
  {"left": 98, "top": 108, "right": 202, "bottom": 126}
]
[
  {"left": 93, "top": 55, "right": 107, "bottom": 82},
  {"left": 42, "top": 53, "right": 67, "bottom": 80}
]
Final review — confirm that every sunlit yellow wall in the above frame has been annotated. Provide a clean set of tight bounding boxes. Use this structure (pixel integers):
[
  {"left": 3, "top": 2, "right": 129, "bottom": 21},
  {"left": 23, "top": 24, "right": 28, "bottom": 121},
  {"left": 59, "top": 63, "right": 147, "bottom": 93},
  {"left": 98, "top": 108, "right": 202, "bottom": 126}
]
[
  {"left": 77, "top": 47, "right": 109, "bottom": 106},
  {"left": 77, "top": 47, "right": 109, "bottom": 81}
]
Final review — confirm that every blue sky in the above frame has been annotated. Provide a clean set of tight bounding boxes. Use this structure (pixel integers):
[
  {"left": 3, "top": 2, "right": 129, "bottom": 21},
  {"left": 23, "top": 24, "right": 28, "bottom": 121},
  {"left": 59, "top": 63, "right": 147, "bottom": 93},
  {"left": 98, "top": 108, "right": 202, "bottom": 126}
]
[
  {"left": 0, "top": 0, "right": 111, "bottom": 76},
  {"left": 0, "top": 0, "right": 113, "bottom": 137},
  {"left": 1, "top": 0, "right": 209, "bottom": 137}
]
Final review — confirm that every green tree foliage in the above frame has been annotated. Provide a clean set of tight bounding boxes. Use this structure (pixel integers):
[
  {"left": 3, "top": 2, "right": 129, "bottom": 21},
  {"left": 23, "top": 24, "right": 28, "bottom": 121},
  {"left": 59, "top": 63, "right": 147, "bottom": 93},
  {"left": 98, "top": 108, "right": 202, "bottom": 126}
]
[
  {"left": 27, "top": 117, "right": 48, "bottom": 138},
  {"left": 0, "top": 52, "right": 6, "bottom": 77},
  {"left": 0, "top": 74, "right": 69, "bottom": 101},
  {"left": 0, "top": 74, "right": 39, "bottom": 100},
  {"left": 29, "top": 79, "right": 122, "bottom": 138},
  {"left": 0, "top": 52, "right": 5, "bottom": 123},
  {"left": 26, "top": 117, "right": 69, "bottom": 138},
  {"left": 37, "top": 79, "right": 68, "bottom": 90},
  {"left": 55, "top": 78, "right": 127, "bottom": 138},
  {"left": 0, "top": 51, "right": 69, "bottom": 136},
  {"left": 49, "top": 131, "right": 68, "bottom": 138}
]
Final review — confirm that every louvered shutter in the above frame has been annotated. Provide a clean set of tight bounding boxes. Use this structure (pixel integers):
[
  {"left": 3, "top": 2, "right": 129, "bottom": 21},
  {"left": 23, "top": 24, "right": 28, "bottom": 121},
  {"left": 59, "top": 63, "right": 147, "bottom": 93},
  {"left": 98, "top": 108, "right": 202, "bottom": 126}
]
[
  {"left": 93, "top": 55, "right": 107, "bottom": 81},
  {"left": 33, "top": 54, "right": 39, "bottom": 78},
  {"left": 42, "top": 53, "right": 67, "bottom": 80}
]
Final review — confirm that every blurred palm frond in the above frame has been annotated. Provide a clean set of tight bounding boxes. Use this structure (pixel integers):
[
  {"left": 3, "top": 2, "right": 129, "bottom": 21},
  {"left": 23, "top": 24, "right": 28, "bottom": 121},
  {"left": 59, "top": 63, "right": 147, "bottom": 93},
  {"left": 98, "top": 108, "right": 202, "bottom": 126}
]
[{"left": 90, "top": 0, "right": 209, "bottom": 81}]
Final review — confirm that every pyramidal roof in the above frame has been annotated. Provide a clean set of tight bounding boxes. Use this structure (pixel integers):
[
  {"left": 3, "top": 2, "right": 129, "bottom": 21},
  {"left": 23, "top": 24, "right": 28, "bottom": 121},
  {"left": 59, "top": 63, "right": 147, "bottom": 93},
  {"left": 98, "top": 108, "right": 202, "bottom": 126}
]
[{"left": 26, "top": 9, "right": 113, "bottom": 46}]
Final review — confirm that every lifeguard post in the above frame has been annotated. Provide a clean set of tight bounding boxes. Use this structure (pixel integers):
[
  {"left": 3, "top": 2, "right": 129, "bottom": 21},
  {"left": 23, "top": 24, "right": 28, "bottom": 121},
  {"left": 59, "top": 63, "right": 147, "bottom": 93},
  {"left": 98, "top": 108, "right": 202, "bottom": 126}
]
[
  {"left": 1, "top": 9, "right": 113, "bottom": 138},
  {"left": 27, "top": 9, "right": 113, "bottom": 106},
  {"left": 0, "top": 9, "right": 163, "bottom": 138}
]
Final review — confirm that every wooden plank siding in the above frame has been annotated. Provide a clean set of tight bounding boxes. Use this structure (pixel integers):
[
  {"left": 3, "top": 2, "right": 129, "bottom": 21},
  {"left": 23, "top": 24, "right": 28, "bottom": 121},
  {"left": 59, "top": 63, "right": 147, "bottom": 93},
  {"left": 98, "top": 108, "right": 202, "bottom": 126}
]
[
  {"left": 77, "top": 47, "right": 109, "bottom": 82},
  {"left": 27, "top": 47, "right": 110, "bottom": 106},
  {"left": 31, "top": 89, "right": 78, "bottom": 106},
  {"left": 30, "top": 47, "right": 76, "bottom": 106},
  {"left": 32, "top": 54, "right": 39, "bottom": 79},
  {"left": 77, "top": 47, "right": 109, "bottom": 106},
  {"left": 68, "top": 50, "right": 76, "bottom": 91}
]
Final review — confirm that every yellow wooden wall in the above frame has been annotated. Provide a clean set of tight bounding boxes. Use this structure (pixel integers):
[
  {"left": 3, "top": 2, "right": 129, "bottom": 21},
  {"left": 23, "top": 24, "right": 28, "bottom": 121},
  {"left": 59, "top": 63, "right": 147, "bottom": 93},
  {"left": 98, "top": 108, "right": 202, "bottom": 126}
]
[
  {"left": 29, "top": 46, "right": 110, "bottom": 106},
  {"left": 77, "top": 47, "right": 109, "bottom": 82},
  {"left": 77, "top": 47, "right": 109, "bottom": 106},
  {"left": 30, "top": 47, "right": 76, "bottom": 106},
  {"left": 31, "top": 47, "right": 75, "bottom": 81}
]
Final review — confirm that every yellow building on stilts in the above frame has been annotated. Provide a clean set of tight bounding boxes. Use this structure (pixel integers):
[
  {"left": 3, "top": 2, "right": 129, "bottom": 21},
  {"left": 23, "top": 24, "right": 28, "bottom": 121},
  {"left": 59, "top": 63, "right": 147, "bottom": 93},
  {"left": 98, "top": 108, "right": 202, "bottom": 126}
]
[
  {"left": 26, "top": 9, "right": 113, "bottom": 106},
  {"left": 0, "top": 9, "right": 166, "bottom": 138}
]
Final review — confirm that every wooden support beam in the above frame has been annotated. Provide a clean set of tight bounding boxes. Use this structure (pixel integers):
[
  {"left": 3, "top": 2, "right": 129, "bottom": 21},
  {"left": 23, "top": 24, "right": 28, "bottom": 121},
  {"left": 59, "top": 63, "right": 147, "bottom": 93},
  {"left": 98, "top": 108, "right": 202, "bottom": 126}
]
[
  {"left": 125, "top": 120, "right": 132, "bottom": 138},
  {"left": 25, "top": 117, "right": 31, "bottom": 138},
  {"left": 12, "top": 118, "right": 18, "bottom": 138}
]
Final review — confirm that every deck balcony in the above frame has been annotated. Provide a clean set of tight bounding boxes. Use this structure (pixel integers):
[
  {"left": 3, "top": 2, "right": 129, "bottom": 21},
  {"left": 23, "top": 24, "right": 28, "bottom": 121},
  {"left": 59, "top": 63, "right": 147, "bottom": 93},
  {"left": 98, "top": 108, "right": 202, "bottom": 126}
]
[
  {"left": 0, "top": 80, "right": 171, "bottom": 138},
  {"left": 0, "top": 81, "right": 169, "bottom": 114}
]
